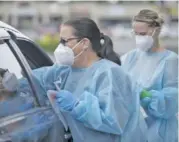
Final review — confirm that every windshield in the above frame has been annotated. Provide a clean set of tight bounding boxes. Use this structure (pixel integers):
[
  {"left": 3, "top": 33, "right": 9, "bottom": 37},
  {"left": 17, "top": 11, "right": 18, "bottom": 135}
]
[{"left": 0, "top": 40, "right": 35, "bottom": 118}]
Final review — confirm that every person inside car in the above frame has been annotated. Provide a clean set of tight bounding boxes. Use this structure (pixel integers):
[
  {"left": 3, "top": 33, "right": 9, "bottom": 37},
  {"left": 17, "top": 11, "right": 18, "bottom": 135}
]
[{"left": 0, "top": 68, "right": 34, "bottom": 118}]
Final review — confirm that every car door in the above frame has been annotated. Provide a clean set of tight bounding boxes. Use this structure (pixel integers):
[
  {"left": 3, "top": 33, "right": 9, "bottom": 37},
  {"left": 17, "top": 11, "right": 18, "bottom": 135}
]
[{"left": 0, "top": 29, "right": 66, "bottom": 142}]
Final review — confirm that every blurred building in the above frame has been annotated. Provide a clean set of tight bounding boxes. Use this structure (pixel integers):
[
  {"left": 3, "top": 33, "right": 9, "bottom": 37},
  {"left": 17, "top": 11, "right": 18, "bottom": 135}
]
[{"left": 0, "top": 1, "right": 178, "bottom": 54}]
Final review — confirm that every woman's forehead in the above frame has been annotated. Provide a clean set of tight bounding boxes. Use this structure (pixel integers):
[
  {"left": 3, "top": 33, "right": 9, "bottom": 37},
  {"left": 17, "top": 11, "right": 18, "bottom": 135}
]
[
  {"left": 60, "top": 25, "right": 75, "bottom": 39},
  {"left": 132, "top": 21, "right": 150, "bottom": 32}
]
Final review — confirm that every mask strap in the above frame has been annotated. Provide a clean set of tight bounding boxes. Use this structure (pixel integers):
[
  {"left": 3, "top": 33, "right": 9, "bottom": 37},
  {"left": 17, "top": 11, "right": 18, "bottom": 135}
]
[
  {"left": 151, "top": 28, "right": 156, "bottom": 37},
  {"left": 74, "top": 50, "right": 84, "bottom": 59},
  {"left": 72, "top": 39, "right": 88, "bottom": 59},
  {"left": 74, "top": 46, "right": 88, "bottom": 59},
  {"left": 72, "top": 40, "right": 83, "bottom": 51}
]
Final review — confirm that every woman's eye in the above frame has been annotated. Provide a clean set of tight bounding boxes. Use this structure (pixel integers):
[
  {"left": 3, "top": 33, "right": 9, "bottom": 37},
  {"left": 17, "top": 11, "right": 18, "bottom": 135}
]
[
  {"left": 60, "top": 39, "right": 66, "bottom": 44},
  {"left": 139, "top": 33, "right": 147, "bottom": 36}
]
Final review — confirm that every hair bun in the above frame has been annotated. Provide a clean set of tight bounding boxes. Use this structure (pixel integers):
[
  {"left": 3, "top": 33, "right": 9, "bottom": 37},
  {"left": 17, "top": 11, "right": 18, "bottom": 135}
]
[{"left": 155, "top": 17, "right": 164, "bottom": 26}]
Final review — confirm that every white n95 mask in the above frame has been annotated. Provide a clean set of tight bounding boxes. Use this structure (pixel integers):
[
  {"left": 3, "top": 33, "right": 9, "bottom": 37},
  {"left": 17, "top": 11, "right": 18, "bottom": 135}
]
[
  {"left": 54, "top": 44, "right": 75, "bottom": 66},
  {"left": 135, "top": 35, "right": 154, "bottom": 52},
  {"left": 2, "top": 71, "right": 19, "bottom": 92},
  {"left": 54, "top": 41, "right": 87, "bottom": 66}
]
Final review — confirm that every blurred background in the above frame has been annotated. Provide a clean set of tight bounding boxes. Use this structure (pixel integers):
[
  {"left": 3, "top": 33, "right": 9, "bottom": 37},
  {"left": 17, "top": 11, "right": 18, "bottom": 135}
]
[{"left": 0, "top": 0, "right": 178, "bottom": 57}]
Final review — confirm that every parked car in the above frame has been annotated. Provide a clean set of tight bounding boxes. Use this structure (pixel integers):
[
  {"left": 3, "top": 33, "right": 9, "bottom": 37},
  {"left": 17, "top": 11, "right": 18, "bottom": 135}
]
[{"left": 0, "top": 21, "right": 70, "bottom": 142}]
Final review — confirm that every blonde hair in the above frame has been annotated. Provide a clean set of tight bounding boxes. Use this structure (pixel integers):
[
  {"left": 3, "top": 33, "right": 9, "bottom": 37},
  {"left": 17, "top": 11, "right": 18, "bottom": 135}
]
[{"left": 133, "top": 9, "right": 164, "bottom": 27}]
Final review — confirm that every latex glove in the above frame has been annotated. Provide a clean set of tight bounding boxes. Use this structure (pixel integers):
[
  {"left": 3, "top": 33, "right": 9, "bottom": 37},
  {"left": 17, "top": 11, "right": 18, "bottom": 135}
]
[
  {"left": 47, "top": 90, "right": 78, "bottom": 112},
  {"left": 141, "top": 97, "right": 151, "bottom": 108}
]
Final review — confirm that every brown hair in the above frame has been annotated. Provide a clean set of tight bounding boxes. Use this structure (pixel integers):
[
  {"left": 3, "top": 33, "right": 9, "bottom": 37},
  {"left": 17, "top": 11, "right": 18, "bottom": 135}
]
[{"left": 133, "top": 9, "right": 164, "bottom": 27}]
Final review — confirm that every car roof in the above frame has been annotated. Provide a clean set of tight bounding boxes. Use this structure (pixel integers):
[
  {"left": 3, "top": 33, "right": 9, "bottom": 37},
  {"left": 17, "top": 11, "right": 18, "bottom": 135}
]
[{"left": 0, "top": 21, "right": 31, "bottom": 41}]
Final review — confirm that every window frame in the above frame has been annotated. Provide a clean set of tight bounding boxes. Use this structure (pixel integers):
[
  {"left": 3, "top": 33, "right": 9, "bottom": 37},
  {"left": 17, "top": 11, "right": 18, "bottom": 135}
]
[
  {"left": 15, "top": 37, "right": 53, "bottom": 69},
  {"left": 4, "top": 36, "right": 41, "bottom": 107}
]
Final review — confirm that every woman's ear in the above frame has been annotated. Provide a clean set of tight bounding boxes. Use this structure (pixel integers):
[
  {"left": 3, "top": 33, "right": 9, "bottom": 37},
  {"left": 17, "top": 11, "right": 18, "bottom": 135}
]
[{"left": 82, "top": 38, "right": 90, "bottom": 49}]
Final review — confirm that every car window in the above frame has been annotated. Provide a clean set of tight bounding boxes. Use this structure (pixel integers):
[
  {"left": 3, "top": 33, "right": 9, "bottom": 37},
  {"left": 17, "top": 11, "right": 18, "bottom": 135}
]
[
  {"left": 0, "top": 40, "right": 35, "bottom": 118},
  {"left": 16, "top": 39, "right": 53, "bottom": 69}
]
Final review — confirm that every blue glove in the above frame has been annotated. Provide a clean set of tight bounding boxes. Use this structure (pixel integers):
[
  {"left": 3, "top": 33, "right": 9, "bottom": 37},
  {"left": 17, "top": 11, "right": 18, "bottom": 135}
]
[
  {"left": 141, "top": 97, "right": 151, "bottom": 108},
  {"left": 48, "top": 90, "right": 78, "bottom": 112}
]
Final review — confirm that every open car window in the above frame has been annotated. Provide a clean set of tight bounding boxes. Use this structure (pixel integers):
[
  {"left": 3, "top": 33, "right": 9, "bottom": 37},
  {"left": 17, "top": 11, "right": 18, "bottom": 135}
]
[
  {"left": 16, "top": 39, "right": 53, "bottom": 69},
  {"left": 0, "top": 40, "right": 35, "bottom": 118}
]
